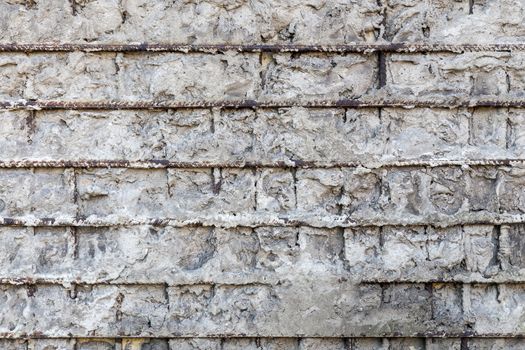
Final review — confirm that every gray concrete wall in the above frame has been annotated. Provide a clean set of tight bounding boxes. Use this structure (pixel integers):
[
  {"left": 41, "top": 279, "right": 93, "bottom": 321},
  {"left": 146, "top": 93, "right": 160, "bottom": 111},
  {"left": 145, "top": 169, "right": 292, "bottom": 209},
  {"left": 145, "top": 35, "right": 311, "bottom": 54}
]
[{"left": 1, "top": 0, "right": 525, "bottom": 348}]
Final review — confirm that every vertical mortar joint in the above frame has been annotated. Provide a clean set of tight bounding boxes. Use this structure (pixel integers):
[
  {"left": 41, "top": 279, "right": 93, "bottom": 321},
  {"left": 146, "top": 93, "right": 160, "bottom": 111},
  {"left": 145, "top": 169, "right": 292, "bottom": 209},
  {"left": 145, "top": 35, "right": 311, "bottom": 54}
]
[
  {"left": 505, "top": 117, "right": 513, "bottom": 150},
  {"left": 71, "top": 226, "right": 79, "bottom": 259},
  {"left": 115, "top": 292, "right": 125, "bottom": 322},
  {"left": 68, "top": 283, "right": 78, "bottom": 299},
  {"left": 343, "top": 338, "right": 353, "bottom": 350},
  {"left": 253, "top": 168, "right": 258, "bottom": 211},
  {"left": 377, "top": 52, "right": 387, "bottom": 88},
  {"left": 211, "top": 168, "right": 223, "bottom": 194},
  {"left": 425, "top": 282, "right": 434, "bottom": 319},
  {"left": 291, "top": 167, "right": 298, "bottom": 211},
  {"left": 25, "top": 110, "right": 36, "bottom": 144}
]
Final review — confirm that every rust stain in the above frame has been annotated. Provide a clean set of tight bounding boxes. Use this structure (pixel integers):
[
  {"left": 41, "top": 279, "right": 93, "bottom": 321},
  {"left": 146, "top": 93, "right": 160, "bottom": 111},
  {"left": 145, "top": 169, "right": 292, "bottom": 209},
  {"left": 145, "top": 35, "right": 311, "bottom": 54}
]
[
  {"left": 3, "top": 97, "right": 525, "bottom": 110},
  {"left": 0, "top": 278, "right": 520, "bottom": 287},
  {"left": 0, "top": 43, "right": 521, "bottom": 53},
  {"left": 0, "top": 158, "right": 521, "bottom": 169},
  {"left": 1, "top": 212, "right": 525, "bottom": 229}
]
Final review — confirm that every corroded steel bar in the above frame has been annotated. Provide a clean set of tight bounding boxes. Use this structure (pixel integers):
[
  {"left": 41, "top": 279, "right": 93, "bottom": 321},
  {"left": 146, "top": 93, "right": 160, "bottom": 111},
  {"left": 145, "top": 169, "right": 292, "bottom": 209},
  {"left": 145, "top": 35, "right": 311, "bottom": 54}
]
[
  {"left": 0, "top": 332, "right": 521, "bottom": 338},
  {"left": 0, "top": 159, "right": 522, "bottom": 169},
  {"left": 0, "top": 278, "right": 521, "bottom": 286},
  {"left": 1, "top": 213, "right": 525, "bottom": 228},
  {"left": 0, "top": 43, "right": 524, "bottom": 53},
  {"left": 4, "top": 97, "right": 525, "bottom": 110},
  {"left": 0, "top": 278, "right": 271, "bottom": 287}
]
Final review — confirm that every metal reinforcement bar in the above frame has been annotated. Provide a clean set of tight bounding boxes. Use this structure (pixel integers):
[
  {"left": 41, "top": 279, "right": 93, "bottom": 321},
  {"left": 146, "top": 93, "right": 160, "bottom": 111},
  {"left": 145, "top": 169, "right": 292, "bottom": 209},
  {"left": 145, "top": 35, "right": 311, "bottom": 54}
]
[
  {"left": 0, "top": 159, "right": 522, "bottom": 169},
  {"left": 2, "top": 213, "right": 525, "bottom": 228},
  {"left": 0, "top": 334, "right": 521, "bottom": 340},
  {"left": 0, "top": 43, "right": 525, "bottom": 53},
  {"left": 0, "top": 278, "right": 522, "bottom": 287},
  {"left": 4, "top": 97, "right": 525, "bottom": 110},
  {"left": 0, "top": 278, "right": 272, "bottom": 287}
]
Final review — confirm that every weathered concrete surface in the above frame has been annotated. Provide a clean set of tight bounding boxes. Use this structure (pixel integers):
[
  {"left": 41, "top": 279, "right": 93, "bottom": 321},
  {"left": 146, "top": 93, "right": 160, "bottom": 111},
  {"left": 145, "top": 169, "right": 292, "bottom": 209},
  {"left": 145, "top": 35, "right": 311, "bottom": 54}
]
[
  {"left": 0, "top": 52, "right": 378, "bottom": 101},
  {"left": 1, "top": 0, "right": 525, "bottom": 346},
  {"left": 1, "top": 224, "right": 522, "bottom": 284},
  {"left": 0, "top": 279, "right": 525, "bottom": 337},
  {"left": 2, "top": 165, "right": 525, "bottom": 226},
  {"left": 5, "top": 108, "right": 525, "bottom": 166},
  {"left": 0, "top": 337, "right": 482, "bottom": 350},
  {"left": 5, "top": 51, "right": 525, "bottom": 105},
  {"left": 384, "top": 0, "right": 525, "bottom": 43},
  {"left": 386, "top": 52, "right": 525, "bottom": 97},
  {"left": 2, "top": 0, "right": 525, "bottom": 44},
  {"left": 28, "top": 339, "right": 77, "bottom": 350},
  {"left": 0, "top": 168, "right": 75, "bottom": 217},
  {"left": 3, "top": 107, "right": 525, "bottom": 165},
  {"left": 0, "top": 280, "right": 521, "bottom": 337},
  {"left": 0, "top": 0, "right": 382, "bottom": 44}
]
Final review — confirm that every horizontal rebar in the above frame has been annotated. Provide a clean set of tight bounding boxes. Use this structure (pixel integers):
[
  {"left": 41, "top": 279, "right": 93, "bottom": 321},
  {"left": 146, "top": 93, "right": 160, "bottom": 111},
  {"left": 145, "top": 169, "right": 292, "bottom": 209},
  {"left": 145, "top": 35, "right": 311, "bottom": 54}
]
[
  {"left": 0, "top": 158, "right": 522, "bottom": 169},
  {"left": 0, "top": 333, "right": 523, "bottom": 339},
  {"left": 0, "top": 278, "right": 521, "bottom": 287},
  {"left": 1, "top": 213, "right": 525, "bottom": 228},
  {"left": 0, "top": 43, "right": 524, "bottom": 53},
  {"left": 0, "top": 279, "right": 271, "bottom": 287},
  {"left": 4, "top": 97, "right": 525, "bottom": 110}
]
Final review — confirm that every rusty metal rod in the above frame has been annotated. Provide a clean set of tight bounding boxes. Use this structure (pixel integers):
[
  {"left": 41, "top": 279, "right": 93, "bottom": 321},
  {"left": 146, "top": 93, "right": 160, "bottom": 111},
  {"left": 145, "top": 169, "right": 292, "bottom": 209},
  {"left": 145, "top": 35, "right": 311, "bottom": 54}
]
[
  {"left": 0, "top": 43, "right": 524, "bottom": 53},
  {"left": 0, "top": 278, "right": 271, "bottom": 287},
  {"left": 4, "top": 98, "right": 525, "bottom": 110},
  {"left": 1, "top": 334, "right": 524, "bottom": 339},
  {"left": 0, "top": 278, "right": 521, "bottom": 287},
  {"left": 1, "top": 213, "right": 525, "bottom": 228},
  {"left": 0, "top": 159, "right": 523, "bottom": 169}
]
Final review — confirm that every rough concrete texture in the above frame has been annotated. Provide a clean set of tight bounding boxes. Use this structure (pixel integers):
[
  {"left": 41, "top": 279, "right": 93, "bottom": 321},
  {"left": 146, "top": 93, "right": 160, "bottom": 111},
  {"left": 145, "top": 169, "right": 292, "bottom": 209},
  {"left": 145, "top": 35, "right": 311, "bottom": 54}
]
[
  {"left": 0, "top": 281, "right": 514, "bottom": 336},
  {"left": 2, "top": 0, "right": 525, "bottom": 347},
  {"left": 0, "top": 52, "right": 378, "bottom": 101},
  {"left": 4, "top": 338, "right": 507, "bottom": 350},
  {"left": 3, "top": 107, "right": 525, "bottom": 164},
  {"left": 383, "top": 0, "right": 525, "bottom": 43},
  {"left": 4, "top": 224, "right": 525, "bottom": 284},
  {"left": 0, "top": 0, "right": 382, "bottom": 44},
  {"left": 1, "top": 0, "right": 525, "bottom": 44},
  {"left": 386, "top": 52, "right": 525, "bottom": 97},
  {"left": 3, "top": 165, "right": 525, "bottom": 223}
]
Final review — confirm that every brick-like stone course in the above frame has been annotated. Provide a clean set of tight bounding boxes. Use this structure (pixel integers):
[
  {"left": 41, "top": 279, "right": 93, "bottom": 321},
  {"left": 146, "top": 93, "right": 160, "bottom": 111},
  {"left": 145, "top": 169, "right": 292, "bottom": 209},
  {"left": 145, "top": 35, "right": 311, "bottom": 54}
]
[
  {"left": 4, "top": 107, "right": 525, "bottom": 164},
  {"left": 3, "top": 224, "right": 525, "bottom": 285},
  {"left": 3, "top": 165, "right": 525, "bottom": 221},
  {"left": 0, "top": 0, "right": 382, "bottom": 44}
]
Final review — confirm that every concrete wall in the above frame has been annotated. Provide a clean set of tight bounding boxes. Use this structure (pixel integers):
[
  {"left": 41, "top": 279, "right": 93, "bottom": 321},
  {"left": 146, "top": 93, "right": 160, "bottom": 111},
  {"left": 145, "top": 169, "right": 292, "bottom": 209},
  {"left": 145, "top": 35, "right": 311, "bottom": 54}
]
[{"left": 1, "top": 0, "right": 525, "bottom": 348}]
